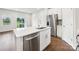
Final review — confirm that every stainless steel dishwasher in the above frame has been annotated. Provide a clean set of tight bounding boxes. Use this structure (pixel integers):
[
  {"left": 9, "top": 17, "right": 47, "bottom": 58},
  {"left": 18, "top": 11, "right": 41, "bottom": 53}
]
[{"left": 23, "top": 32, "right": 40, "bottom": 51}]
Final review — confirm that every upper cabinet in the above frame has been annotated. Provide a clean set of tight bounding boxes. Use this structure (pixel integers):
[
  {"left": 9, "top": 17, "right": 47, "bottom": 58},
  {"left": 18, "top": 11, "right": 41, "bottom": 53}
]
[
  {"left": 57, "top": 8, "right": 62, "bottom": 19},
  {"left": 32, "top": 9, "right": 48, "bottom": 27},
  {"left": 48, "top": 8, "right": 62, "bottom": 19},
  {"left": 32, "top": 13, "right": 39, "bottom": 27}
]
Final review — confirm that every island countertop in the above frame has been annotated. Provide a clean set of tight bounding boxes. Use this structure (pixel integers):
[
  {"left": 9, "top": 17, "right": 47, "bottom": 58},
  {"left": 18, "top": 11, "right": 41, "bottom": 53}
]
[{"left": 14, "top": 27, "right": 51, "bottom": 37}]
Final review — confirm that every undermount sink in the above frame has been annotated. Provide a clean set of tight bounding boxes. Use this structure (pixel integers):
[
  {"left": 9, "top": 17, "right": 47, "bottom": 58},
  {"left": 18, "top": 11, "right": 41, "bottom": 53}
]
[{"left": 36, "top": 27, "right": 46, "bottom": 29}]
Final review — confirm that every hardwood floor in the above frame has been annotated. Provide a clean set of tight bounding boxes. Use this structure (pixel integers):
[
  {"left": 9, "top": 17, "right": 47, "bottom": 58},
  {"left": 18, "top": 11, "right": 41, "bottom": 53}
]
[{"left": 44, "top": 37, "right": 75, "bottom": 51}]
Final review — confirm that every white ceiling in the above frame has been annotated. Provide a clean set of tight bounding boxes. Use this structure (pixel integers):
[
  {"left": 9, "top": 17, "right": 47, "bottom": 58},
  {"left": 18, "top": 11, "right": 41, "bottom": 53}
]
[
  {"left": 17, "top": 8, "right": 44, "bottom": 13},
  {"left": 4, "top": 8, "right": 44, "bottom": 14}
]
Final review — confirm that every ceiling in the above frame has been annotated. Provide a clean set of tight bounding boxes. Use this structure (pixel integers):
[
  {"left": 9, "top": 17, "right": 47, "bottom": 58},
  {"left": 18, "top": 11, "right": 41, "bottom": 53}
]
[
  {"left": 17, "top": 8, "right": 44, "bottom": 13},
  {"left": 4, "top": 8, "right": 44, "bottom": 14}
]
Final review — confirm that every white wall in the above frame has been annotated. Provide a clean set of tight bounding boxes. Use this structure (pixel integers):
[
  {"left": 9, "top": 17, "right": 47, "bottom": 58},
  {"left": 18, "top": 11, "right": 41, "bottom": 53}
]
[
  {"left": 73, "top": 9, "right": 79, "bottom": 49},
  {"left": 0, "top": 8, "right": 32, "bottom": 28},
  {"left": 32, "top": 9, "right": 48, "bottom": 27},
  {"left": 0, "top": 31, "right": 16, "bottom": 51},
  {"left": 75, "top": 9, "right": 79, "bottom": 35}
]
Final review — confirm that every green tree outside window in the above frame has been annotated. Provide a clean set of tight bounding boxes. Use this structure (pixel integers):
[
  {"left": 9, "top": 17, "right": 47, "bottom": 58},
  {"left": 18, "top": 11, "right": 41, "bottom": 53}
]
[
  {"left": 17, "top": 17, "right": 25, "bottom": 28},
  {"left": 3, "top": 17, "right": 11, "bottom": 25}
]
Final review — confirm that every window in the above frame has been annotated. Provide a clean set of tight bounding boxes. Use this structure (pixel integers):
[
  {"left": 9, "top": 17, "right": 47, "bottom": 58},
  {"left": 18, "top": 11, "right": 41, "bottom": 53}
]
[
  {"left": 17, "top": 17, "right": 25, "bottom": 28},
  {"left": 3, "top": 17, "right": 11, "bottom": 25}
]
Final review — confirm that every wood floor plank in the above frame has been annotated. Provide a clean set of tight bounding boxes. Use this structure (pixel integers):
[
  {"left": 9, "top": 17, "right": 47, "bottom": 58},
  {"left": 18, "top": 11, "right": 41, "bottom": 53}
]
[{"left": 44, "top": 37, "right": 75, "bottom": 51}]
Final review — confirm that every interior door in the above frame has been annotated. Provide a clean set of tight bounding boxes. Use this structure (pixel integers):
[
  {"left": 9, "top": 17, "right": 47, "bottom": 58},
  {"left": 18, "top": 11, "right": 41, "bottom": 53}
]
[{"left": 62, "top": 8, "right": 74, "bottom": 47}]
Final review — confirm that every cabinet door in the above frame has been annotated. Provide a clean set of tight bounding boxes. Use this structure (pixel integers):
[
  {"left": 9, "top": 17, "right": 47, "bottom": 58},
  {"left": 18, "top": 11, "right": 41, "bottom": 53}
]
[
  {"left": 62, "top": 8, "right": 74, "bottom": 47},
  {"left": 45, "top": 29, "right": 51, "bottom": 45},
  {"left": 40, "top": 28, "right": 51, "bottom": 51},
  {"left": 40, "top": 30, "right": 46, "bottom": 50},
  {"left": 57, "top": 8, "right": 62, "bottom": 19},
  {"left": 32, "top": 13, "right": 39, "bottom": 27}
]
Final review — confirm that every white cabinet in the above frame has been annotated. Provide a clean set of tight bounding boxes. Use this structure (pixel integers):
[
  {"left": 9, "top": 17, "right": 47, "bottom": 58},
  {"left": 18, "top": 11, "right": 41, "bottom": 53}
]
[
  {"left": 16, "top": 37, "right": 23, "bottom": 51},
  {"left": 48, "top": 8, "right": 62, "bottom": 19},
  {"left": 38, "top": 9, "right": 47, "bottom": 27},
  {"left": 39, "top": 28, "right": 51, "bottom": 51},
  {"left": 32, "top": 9, "right": 48, "bottom": 27},
  {"left": 32, "top": 13, "right": 39, "bottom": 27},
  {"left": 57, "top": 8, "right": 62, "bottom": 19},
  {"left": 53, "top": 8, "right": 62, "bottom": 19},
  {"left": 15, "top": 27, "right": 51, "bottom": 51}
]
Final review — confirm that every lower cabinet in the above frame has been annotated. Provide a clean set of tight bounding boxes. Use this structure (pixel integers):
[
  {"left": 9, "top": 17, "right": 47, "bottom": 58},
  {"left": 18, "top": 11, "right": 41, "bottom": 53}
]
[
  {"left": 15, "top": 28, "right": 51, "bottom": 51},
  {"left": 16, "top": 37, "right": 23, "bottom": 51},
  {"left": 39, "top": 28, "right": 51, "bottom": 51}
]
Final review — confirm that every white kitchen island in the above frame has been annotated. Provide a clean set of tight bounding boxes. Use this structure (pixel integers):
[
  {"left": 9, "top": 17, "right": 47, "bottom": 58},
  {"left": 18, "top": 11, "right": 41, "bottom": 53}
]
[{"left": 14, "top": 27, "right": 51, "bottom": 51}]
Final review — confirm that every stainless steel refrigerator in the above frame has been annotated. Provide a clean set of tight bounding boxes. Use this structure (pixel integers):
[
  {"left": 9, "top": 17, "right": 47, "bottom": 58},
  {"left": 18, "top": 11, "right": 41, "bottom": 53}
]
[{"left": 47, "top": 14, "right": 58, "bottom": 36}]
